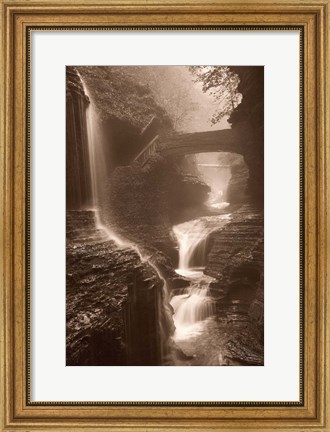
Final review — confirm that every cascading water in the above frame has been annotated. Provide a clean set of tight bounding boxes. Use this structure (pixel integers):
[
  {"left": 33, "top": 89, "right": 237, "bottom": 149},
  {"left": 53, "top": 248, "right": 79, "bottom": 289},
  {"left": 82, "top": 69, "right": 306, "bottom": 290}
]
[
  {"left": 173, "top": 218, "right": 217, "bottom": 270},
  {"left": 170, "top": 215, "right": 231, "bottom": 340},
  {"left": 85, "top": 98, "right": 108, "bottom": 229},
  {"left": 82, "top": 76, "right": 172, "bottom": 360}
]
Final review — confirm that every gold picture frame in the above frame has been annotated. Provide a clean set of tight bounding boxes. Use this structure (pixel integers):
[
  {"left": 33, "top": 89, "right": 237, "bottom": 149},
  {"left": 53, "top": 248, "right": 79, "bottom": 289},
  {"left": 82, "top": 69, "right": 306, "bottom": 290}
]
[{"left": 0, "top": 0, "right": 329, "bottom": 430}]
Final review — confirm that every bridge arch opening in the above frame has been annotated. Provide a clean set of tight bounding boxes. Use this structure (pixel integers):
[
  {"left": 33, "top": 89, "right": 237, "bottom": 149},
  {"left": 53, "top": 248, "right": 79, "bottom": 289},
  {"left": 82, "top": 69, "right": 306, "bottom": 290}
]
[{"left": 180, "top": 151, "right": 249, "bottom": 208}]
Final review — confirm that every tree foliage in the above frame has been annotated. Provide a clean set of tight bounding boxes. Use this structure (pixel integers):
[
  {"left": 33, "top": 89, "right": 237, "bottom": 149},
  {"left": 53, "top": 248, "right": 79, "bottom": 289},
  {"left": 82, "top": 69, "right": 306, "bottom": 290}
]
[
  {"left": 189, "top": 66, "right": 242, "bottom": 125},
  {"left": 77, "top": 66, "right": 172, "bottom": 129},
  {"left": 127, "top": 66, "right": 200, "bottom": 131}
]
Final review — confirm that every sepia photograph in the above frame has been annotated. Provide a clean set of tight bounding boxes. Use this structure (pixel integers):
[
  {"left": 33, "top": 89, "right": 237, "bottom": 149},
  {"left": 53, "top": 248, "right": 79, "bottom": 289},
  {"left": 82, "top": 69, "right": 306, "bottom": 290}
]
[{"left": 66, "top": 65, "right": 264, "bottom": 366}]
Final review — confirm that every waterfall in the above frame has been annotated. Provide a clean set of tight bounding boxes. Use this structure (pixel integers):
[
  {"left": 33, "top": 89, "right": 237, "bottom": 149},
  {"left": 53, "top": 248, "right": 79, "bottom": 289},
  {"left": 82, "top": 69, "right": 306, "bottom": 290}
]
[
  {"left": 81, "top": 76, "right": 172, "bottom": 361},
  {"left": 170, "top": 216, "right": 230, "bottom": 340},
  {"left": 171, "top": 275, "right": 216, "bottom": 325},
  {"left": 85, "top": 102, "right": 107, "bottom": 228},
  {"left": 173, "top": 218, "right": 217, "bottom": 270},
  {"left": 82, "top": 76, "right": 132, "bottom": 245}
]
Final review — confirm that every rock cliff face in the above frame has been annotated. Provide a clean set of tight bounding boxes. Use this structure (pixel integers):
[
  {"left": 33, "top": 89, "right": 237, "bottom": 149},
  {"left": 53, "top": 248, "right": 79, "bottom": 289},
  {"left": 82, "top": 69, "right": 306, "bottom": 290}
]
[
  {"left": 205, "top": 205, "right": 264, "bottom": 364},
  {"left": 229, "top": 67, "right": 264, "bottom": 204},
  {"left": 66, "top": 210, "right": 174, "bottom": 365},
  {"left": 206, "top": 206, "right": 263, "bottom": 284},
  {"left": 226, "top": 157, "right": 249, "bottom": 204},
  {"left": 66, "top": 68, "right": 91, "bottom": 209},
  {"left": 206, "top": 67, "right": 263, "bottom": 362}
]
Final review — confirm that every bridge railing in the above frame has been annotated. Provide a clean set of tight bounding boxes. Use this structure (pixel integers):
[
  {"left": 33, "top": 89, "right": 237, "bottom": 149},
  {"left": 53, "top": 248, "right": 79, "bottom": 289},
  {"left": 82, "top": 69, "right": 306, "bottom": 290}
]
[{"left": 134, "top": 135, "right": 159, "bottom": 165}]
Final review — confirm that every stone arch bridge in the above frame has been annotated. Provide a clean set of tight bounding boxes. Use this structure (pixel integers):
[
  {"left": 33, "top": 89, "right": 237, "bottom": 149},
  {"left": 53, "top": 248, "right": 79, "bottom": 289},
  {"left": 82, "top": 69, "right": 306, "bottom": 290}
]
[{"left": 134, "top": 128, "right": 248, "bottom": 165}]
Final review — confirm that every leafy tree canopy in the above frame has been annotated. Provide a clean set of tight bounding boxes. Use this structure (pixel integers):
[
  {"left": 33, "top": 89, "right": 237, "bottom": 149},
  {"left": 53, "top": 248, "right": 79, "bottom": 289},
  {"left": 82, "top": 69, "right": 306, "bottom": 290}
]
[{"left": 189, "top": 66, "right": 242, "bottom": 125}]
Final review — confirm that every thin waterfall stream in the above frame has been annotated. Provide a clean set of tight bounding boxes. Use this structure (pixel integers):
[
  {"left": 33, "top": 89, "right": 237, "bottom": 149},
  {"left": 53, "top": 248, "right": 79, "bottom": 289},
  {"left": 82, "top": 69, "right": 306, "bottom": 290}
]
[{"left": 83, "top": 80, "right": 172, "bottom": 361}]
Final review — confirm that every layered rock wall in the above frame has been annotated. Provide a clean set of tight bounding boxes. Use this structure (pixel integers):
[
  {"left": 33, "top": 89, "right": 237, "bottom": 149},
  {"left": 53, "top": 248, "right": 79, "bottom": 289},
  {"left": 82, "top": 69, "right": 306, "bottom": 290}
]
[
  {"left": 66, "top": 210, "right": 173, "bottom": 365},
  {"left": 66, "top": 67, "right": 92, "bottom": 209},
  {"left": 226, "top": 158, "right": 249, "bottom": 204},
  {"left": 229, "top": 67, "right": 264, "bottom": 204},
  {"left": 205, "top": 205, "right": 264, "bottom": 364},
  {"left": 206, "top": 205, "right": 263, "bottom": 304}
]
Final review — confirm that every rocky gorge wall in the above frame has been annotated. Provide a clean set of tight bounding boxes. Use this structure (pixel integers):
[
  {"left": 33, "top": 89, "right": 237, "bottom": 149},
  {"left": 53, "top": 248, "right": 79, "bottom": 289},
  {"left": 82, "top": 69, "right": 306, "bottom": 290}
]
[
  {"left": 229, "top": 66, "right": 264, "bottom": 204},
  {"left": 66, "top": 68, "right": 92, "bottom": 209},
  {"left": 66, "top": 210, "right": 174, "bottom": 365},
  {"left": 226, "top": 157, "right": 249, "bottom": 204},
  {"left": 200, "top": 66, "right": 264, "bottom": 364},
  {"left": 205, "top": 204, "right": 264, "bottom": 364}
]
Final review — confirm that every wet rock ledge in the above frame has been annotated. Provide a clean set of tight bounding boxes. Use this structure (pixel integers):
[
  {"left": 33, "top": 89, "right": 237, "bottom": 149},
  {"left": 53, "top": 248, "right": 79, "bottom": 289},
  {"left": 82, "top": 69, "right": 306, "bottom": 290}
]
[
  {"left": 66, "top": 210, "right": 173, "bottom": 366},
  {"left": 206, "top": 204, "right": 264, "bottom": 365}
]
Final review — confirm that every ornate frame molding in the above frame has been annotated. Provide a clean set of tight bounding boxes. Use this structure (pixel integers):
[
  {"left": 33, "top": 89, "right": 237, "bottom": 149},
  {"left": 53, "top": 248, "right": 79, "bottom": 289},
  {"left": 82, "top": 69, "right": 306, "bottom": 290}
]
[{"left": 0, "top": 1, "right": 328, "bottom": 430}]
